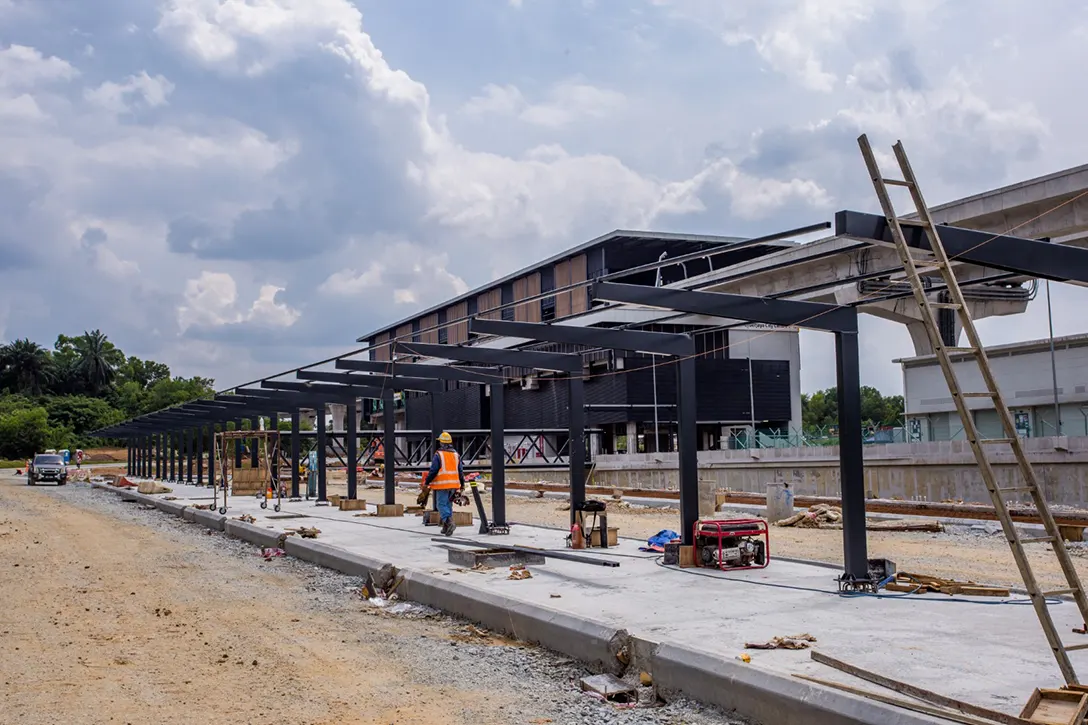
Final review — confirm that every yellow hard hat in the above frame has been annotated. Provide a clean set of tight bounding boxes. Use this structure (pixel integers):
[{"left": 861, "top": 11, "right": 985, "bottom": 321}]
[{"left": 437, "top": 431, "right": 453, "bottom": 444}]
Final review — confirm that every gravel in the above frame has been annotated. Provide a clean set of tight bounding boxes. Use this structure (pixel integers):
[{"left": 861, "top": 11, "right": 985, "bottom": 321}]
[{"left": 54, "top": 482, "right": 750, "bottom": 725}]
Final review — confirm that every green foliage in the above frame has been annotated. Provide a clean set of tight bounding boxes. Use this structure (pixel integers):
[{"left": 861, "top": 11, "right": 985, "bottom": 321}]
[
  {"left": 277, "top": 418, "right": 314, "bottom": 432},
  {"left": 0, "top": 406, "right": 51, "bottom": 459},
  {"left": 801, "top": 386, "right": 905, "bottom": 429},
  {"left": 0, "top": 460, "right": 26, "bottom": 469},
  {"left": 0, "top": 329, "right": 217, "bottom": 457}
]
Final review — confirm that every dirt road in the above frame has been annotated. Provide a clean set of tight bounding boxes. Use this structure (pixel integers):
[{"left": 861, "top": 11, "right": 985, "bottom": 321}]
[{"left": 0, "top": 473, "right": 739, "bottom": 725}]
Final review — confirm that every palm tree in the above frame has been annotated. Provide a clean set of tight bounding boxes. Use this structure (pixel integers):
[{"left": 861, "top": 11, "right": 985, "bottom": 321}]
[
  {"left": 0, "top": 339, "right": 53, "bottom": 395},
  {"left": 74, "top": 330, "right": 122, "bottom": 395}
]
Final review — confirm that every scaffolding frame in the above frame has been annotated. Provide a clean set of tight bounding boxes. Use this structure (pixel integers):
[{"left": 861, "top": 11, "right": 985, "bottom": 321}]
[{"left": 211, "top": 429, "right": 283, "bottom": 514}]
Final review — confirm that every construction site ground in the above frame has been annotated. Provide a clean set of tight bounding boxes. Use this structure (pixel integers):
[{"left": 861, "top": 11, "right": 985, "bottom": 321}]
[
  {"left": 0, "top": 470, "right": 739, "bottom": 725},
  {"left": 77, "top": 472, "right": 1088, "bottom": 719},
  {"left": 318, "top": 474, "right": 1088, "bottom": 593}
]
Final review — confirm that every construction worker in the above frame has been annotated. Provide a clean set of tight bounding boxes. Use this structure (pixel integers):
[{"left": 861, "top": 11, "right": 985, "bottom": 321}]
[{"left": 422, "top": 431, "right": 464, "bottom": 536}]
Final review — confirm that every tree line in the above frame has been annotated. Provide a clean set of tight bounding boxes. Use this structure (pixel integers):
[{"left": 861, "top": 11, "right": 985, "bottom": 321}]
[
  {"left": 0, "top": 330, "right": 214, "bottom": 459},
  {"left": 801, "top": 385, "right": 905, "bottom": 430}
]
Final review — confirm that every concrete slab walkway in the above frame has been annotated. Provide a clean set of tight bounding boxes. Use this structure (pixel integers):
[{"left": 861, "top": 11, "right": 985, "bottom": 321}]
[{"left": 100, "top": 478, "right": 1079, "bottom": 723}]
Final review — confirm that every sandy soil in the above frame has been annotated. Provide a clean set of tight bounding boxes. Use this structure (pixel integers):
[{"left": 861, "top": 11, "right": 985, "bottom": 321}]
[
  {"left": 317, "top": 477, "right": 1088, "bottom": 592},
  {"left": 0, "top": 473, "right": 738, "bottom": 725}
]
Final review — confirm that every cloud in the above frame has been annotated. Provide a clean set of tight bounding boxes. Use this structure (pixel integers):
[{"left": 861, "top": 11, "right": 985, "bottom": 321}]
[
  {"left": 462, "top": 79, "right": 627, "bottom": 127},
  {"left": 0, "top": 0, "right": 1085, "bottom": 397},
  {"left": 85, "top": 71, "right": 175, "bottom": 113},
  {"left": 0, "top": 44, "right": 78, "bottom": 88},
  {"left": 177, "top": 271, "right": 300, "bottom": 333}
]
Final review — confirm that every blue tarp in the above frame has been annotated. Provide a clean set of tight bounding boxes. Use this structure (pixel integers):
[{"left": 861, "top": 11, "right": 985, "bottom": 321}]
[{"left": 641, "top": 529, "right": 680, "bottom": 552}]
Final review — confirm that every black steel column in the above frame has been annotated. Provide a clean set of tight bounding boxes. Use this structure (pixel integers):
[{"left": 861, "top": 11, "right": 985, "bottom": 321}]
[
  {"left": 316, "top": 404, "right": 328, "bottom": 502},
  {"left": 169, "top": 432, "right": 176, "bottom": 481},
  {"left": 430, "top": 393, "right": 440, "bottom": 453},
  {"left": 142, "top": 436, "right": 148, "bottom": 477},
  {"left": 346, "top": 400, "right": 358, "bottom": 500},
  {"left": 126, "top": 442, "right": 132, "bottom": 476},
  {"left": 383, "top": 388, "right": 395, "bottom": 506},
  {"left": 290, "top": 409, "right": 301, "bottom": 498},
  {"left": 568, "top": 375, "right": 586, "bottom": 525},
  {"left": 251, "top": 417, "right": 260, "bottom": 468},
  {"left": 186, "top": 428, "right": 194, "bottom": 482},
  {"left": 491, "top": 381, "right": 506, "bottom": 527},
  {"left": 677, "top": 357, "right": 699, "bottom": 545},
  {"left": 161, "top": 432, "right": 166, "bottom": 479},
  {"left": 835, "top": 331, "right": 869, "bottom": 582},
  {"left": 234, "top": 422, "right": 243, "bottom": 468},
  {"left": 196, "top": 425, "right": 204, "bottom": 485}
]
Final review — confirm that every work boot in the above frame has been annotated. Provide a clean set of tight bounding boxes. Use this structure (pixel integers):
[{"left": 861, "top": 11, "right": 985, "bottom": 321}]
[
  {"left": 440, "top": 518, "right": 451, "bottom": 536},
  {"left": 447, "top": 518, "right": 457, "bottom": 537}
]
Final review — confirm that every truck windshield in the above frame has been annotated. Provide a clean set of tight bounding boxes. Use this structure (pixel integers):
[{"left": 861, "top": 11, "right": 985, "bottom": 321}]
[{"left": 34, "top": 455, "right": 63, "bottom": 465}]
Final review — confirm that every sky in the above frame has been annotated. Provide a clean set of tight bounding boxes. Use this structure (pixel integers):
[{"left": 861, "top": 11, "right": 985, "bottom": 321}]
[{"left": 3, "top": 0, "right": 1088, "bottom": 397}]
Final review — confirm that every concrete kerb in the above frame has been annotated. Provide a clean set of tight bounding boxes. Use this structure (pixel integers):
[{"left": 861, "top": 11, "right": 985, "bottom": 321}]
[
  {"left": 151, "top": 497, "right": 189, "bottom": 517},
  {"left": 650, "top": 642, "right": 941, "bottom": 725},
  {"left": 284, "top": 538, "right": 389, "bottom": 580},
  {"left": 222, "top": 519, "right": 286, "bottom": 549},
  {"left": 398, "top": 569, "right": 630, "bottom": 676}
]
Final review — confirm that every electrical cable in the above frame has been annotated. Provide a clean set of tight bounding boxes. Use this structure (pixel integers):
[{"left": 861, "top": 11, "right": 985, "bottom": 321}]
[{"left": 652, "top": 556, "right": 1066, "bottom": 607}]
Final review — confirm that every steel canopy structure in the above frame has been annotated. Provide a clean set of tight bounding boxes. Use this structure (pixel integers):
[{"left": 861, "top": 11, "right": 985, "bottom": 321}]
[{"left": 91, "top": 204, "right": 1088, "bottom": 586}]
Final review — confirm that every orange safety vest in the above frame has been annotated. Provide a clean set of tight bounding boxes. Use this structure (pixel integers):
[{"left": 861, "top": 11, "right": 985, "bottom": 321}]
[
  {"left": 374, "top": 442, "right": 384, "bottom": 459},
  {"left": 430, "top": 449, "right": 461, "bottom": 490}
]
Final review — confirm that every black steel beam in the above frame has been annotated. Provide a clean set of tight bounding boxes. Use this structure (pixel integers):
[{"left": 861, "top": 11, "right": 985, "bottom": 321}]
[
  {"left": 290, "top": 409, "right": 301, "bottom": 498},
  {"left": 346, "top": 402, "right": 358, "bottom": 500},
  {"left": 397, "top": 341, "right": 582, "bottom": 373},
  {"left": 296, "top": 369, "right": 442, "bottom": 394},
  {"left": 834, "top": 210, "right": 1088, "bottom": 285},
  {"left": 233, "top": 387, "right": 335, "bottom": 406},
  {"left": 260, "top": 380, "right": 383, "bottom": 398},
  {"left": 835, "top": 331, "right": 868, "bottom": 583},
  {"left": 592, "top": 281, "right": 858, "bottom": 334},
  {"left": 469, "top": 318, "right": 696, "bottom": 357},
  {"left": 383, "top": 388, "right": 395, "bottom": 505},
  {"left": 676, "top": 357, "right": 699, "bottom": 545},
  {"left": 336, "top": 358, "right": 499, "bottom": 385}
]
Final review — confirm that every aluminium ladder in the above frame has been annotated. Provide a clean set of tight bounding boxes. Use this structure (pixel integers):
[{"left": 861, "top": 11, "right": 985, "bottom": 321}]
[{"left": 858, "top": 133, "right": 1088, "bottom": 685}]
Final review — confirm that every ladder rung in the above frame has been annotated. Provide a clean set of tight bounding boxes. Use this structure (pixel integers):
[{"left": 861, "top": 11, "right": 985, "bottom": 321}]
[
  {"left": 958, "top": 392, "right": 996, "bottom": 398},
  {"left": 1063, "top": 642, "right": 1088, "bottom": 652},
  {"left": 980, "top": 438, "right": 1015, "bottom": 444},
  {"left": 899, "top": 219, "right": 930, "bottom": 227},
  {"left": 1018, "top": 536, "right": 1054, "bottom": 544},
  {"left": 884, "top": 178, "right": 914, "bottom": 187},
  {"left": 997, "top": 485, "right": 1035, "bottom": 493},
  {"left": 928, "top": 302, "right": 962, "bottom": 310},
  {"left": 940, "top": 346, "right": 977, "bottom": 354},
  {"left": 1043, "top": 588, "right": 1079, "bottom": 598}
]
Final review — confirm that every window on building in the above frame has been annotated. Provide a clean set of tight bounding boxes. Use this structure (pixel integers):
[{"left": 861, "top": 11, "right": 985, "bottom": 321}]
[
  {"left": 437, "top": 309, "right": 448, "bottom": 344},
  {"left": 500, "top": 282, "right": 514, "bottom": 321},
  {"left": 411, "top": 320, "right": 421, "bottom": 343}
]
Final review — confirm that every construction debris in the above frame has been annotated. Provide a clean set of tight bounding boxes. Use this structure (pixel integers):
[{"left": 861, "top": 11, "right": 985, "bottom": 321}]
[
  {"left": 884, "top": 572, "right": 1010, "bottom": 597},
  {"left": 745, "top": 633, "right": 817, "bottom": 650},
  {"left": 285, "top": 526, "right": 321, "bottom": 539},
  {"left": 137, "top": 481, "right": 172, "bottom": 495},
  {"left": 580, "top": 673, "right": 638, "bottom": 704},
  {"left": 508, "top": 564, "right": 532, "bottom": 580},
  {"left": 775, "top": 504, "right": 841, "bottom": 528},
  {"left": 234, "top": 514, "right": 256, "bottom": 523}
]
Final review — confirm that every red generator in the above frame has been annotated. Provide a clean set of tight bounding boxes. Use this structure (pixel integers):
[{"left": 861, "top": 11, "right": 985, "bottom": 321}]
[{"left": 693, "top": 518, "right": 770, "bottom": 571}]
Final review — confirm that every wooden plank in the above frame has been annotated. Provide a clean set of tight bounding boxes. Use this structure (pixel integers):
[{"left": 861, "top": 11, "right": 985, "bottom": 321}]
[
  {"left": 794, "top": 674, "right": 1007, "bottom": 725},
  {"left": 420, "top": 313, "right": 439, "bottom": 344},
  {"left": 448, "top": 301, "right": 468, "bottom": 344},
  {"left": 526, "top": 272, "right": 542, "bottom": 323},
  {"left": 810, "top": 651, "right": 1033, "bottom": 725},
  {"left": 570, "top": 254, "right": 588, "bottom": 314},
  {"left": 555, "top": 260, "right": 572, "bottom": 318},
  {"left": 374, "top": 332, "right": 390, "bottom": 361}
]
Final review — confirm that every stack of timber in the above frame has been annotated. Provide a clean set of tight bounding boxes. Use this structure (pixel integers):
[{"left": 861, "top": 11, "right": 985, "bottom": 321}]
[
  {"left": 884, "top": 572, "right": 1010, "bottom": 597},
  {"left": 230, "top": 466, "right": 270, "bottom": 496}
]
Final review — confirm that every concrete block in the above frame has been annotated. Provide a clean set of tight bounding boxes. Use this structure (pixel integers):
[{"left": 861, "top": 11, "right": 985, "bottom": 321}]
[
  {"left": 152, "top": 498, "right": 188, "bottom": 517},
  {"left": 376, "top": 503, "right": 404, "bottom": 517},
  {"left": 651, "top": 643, "right": 936, "bottom": 725},
  {"left": 223, "top": 519, "right": 284, "bottom": 549},
  {"left": 339, "top": 498, "right": 367, "bottom": 511},
  {"left": 765, "top": 482, "right": 794, "bottom": 523},
  {"left": 400, "top": 570, "right": 628, "bottom": 675},
  {"left": 191, "top": 509, "right": 226, "bottom": 532},
  {"left": 284, "top": 538, "right": 390, "bottom": 579}
]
